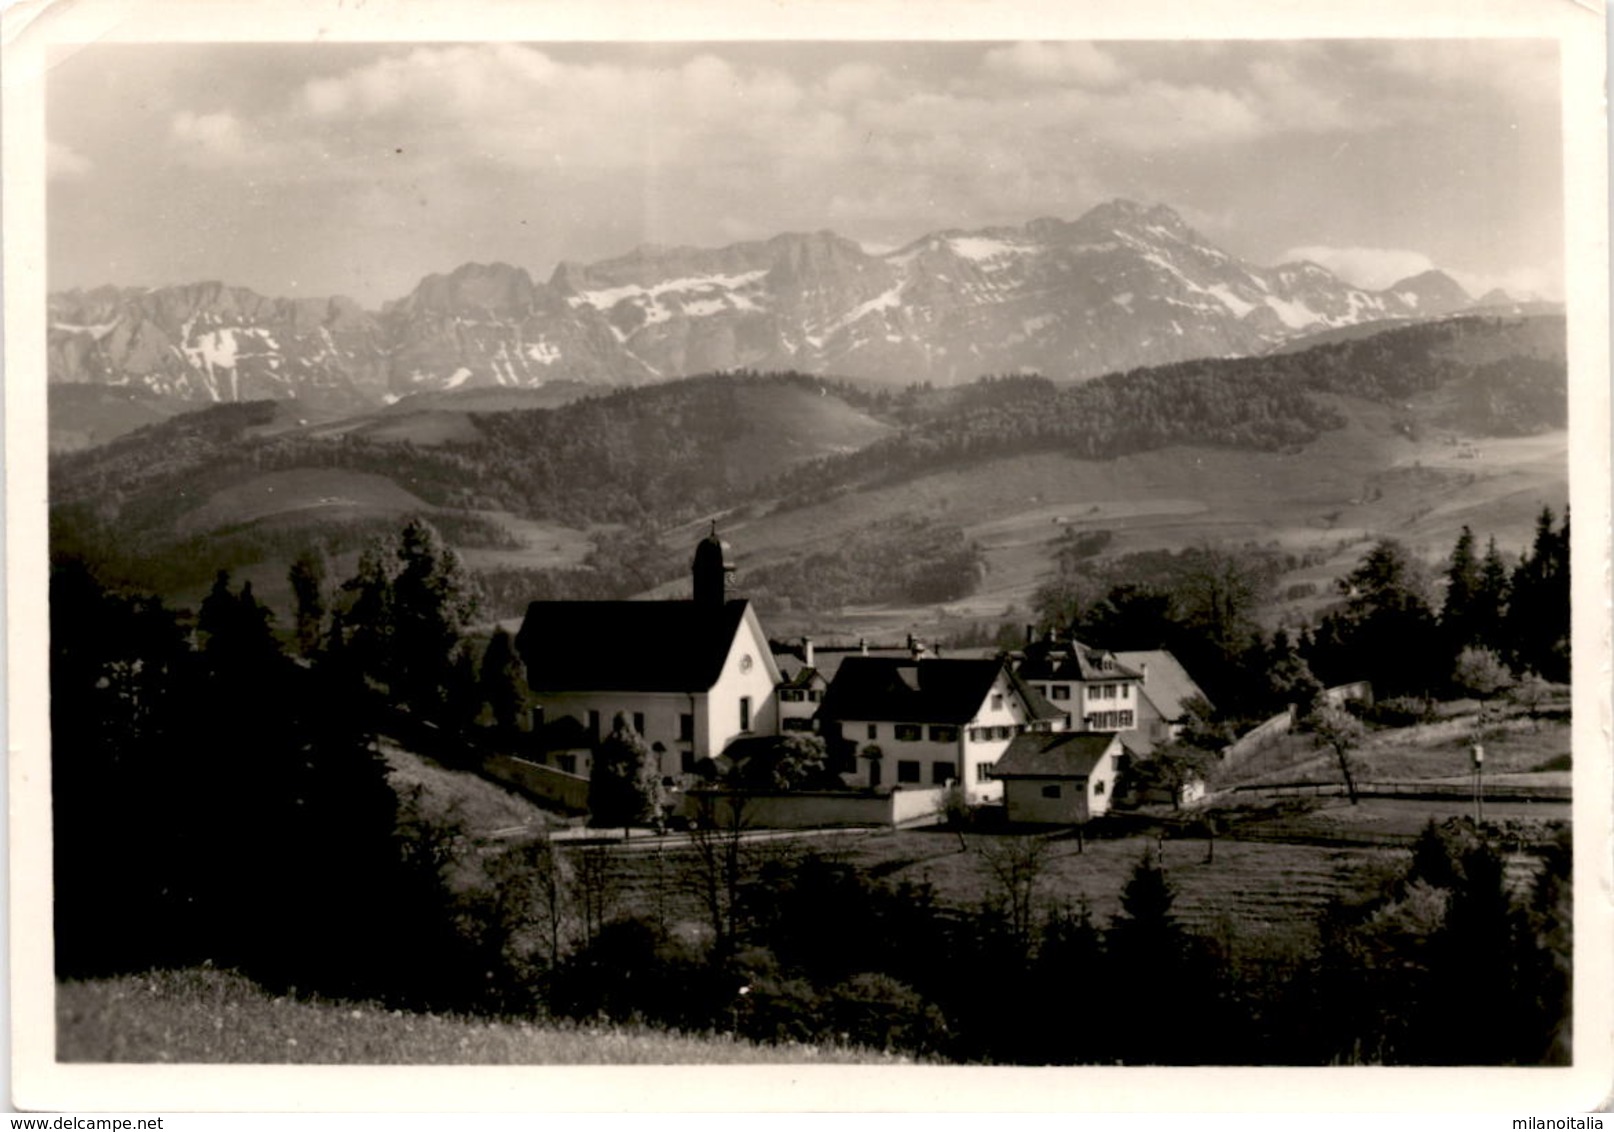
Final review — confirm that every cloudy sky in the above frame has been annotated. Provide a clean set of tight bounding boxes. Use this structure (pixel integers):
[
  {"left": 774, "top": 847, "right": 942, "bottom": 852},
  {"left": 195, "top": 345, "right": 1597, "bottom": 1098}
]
[{"left": 47, "top": 38, "right": 1562, "bottom": 307}]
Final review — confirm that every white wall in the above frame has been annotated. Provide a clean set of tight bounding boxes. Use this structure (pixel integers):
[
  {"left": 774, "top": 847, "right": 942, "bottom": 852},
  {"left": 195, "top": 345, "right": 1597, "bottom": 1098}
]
[
  {"left": 701, "top": 606, "right": 783, "bottom": 757},
  {"left": 532, "top": 689, "right": 699, "bottom": 776}
]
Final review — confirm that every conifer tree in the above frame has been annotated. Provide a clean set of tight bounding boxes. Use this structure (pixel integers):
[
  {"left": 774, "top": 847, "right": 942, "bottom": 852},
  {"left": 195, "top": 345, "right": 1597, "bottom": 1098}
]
[
  {"left": 478, "top": 627, "right": 528, "bottom": 737},
  {"left": 589, "top": 714, "right": 664, "bottom": 832},
  {"left": 1440, "top": 525, "right": 1481, "bottom": 657},
  {"left": 288, "top": 545, "right": 333, "bottom": 657}
]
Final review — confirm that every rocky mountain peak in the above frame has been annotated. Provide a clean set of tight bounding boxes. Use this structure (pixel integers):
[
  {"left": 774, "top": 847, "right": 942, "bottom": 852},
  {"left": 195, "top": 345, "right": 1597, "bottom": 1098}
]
[{"left": 51, "top": 203, "right": 1531, "bottom": 405}]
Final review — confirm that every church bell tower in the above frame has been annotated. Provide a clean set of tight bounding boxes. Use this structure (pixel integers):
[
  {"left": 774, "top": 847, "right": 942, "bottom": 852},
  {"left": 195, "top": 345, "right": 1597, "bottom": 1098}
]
[{"left": 692, "top": 522, "right": 735, "bottom": 609}]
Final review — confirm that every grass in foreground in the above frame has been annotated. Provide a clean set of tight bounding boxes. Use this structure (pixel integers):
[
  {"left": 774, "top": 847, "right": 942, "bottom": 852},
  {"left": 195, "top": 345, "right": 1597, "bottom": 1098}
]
[{"left": 58, "top": 968, "right": 901, "bottom": 1065}]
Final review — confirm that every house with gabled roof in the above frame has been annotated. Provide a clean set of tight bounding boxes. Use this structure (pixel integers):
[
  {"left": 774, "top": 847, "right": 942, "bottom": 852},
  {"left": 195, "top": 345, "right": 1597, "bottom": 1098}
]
[
  {"left": 1113, "top": 649, "right": 1213, "bottom": 751},
  {"left": 993, "top": 730, "right": 1123, "bottom": 824},
  {"left": 1016, "top": 632, "right": 1145, "bottom": 734},
  {"left": 818, "top": 648, "right": 1064, "bottom": 805},
  {"left": 772, "top": 637, "right": 828, "bottom": 735},
  {"left": 515, "top": 527, "right": 782, "bottom": 779}
]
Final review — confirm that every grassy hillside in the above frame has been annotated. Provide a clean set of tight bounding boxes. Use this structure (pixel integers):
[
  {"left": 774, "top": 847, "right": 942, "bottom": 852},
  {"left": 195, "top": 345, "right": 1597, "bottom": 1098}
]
[{"left": 58, "top": 968, "right": 894, "bottom": 1064}]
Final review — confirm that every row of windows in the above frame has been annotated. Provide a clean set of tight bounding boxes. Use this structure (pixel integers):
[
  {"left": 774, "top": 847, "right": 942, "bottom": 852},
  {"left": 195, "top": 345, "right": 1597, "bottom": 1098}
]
[
  {"left": 1088, "top": 710, "right": 1135, "bottom": 730},
  {"left": 868, "top": 723, "right": 960, "bottom": 743},
  {"left": 779, "top": 688, "right": 824, "bottom": 703},
  {"left": 1033, "top": 683, "right": 1130, "bottom": 701},
  {"left": 968, "top": 725, "right": 1016, "bottom": 742}
]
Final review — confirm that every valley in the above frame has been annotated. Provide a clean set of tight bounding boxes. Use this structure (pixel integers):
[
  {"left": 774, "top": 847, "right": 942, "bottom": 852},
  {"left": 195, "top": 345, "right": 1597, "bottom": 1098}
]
[{"left": 48, "top": 313, "right": 1567, "bottom": 646}]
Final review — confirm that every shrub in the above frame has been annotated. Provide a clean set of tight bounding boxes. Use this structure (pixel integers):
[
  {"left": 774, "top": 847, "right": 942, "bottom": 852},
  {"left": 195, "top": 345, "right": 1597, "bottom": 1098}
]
[
  {"left": 1368, "top": 695, "right": 1437, "bottom": 727},
  {"left": 823, "top": 972, "right": 948, "bottom": 1056}
]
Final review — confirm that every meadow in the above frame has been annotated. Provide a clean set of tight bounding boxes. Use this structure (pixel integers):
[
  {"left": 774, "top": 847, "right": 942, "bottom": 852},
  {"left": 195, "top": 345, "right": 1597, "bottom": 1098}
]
[{"left": 57, "top": 968, "right": 898, "bottom": 1065}]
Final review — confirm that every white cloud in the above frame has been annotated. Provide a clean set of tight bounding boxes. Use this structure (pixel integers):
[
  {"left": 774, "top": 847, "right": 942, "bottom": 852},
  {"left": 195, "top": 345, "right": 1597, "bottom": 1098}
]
[
  {"left": 981, "top": 42, "right": 1129, "bottom": 88},
  {"left": 169, "top": 110, "right": 285, "bottom": 168},
  {"left": 48, "top": 140, "right": 92, "bottom": 179},
  {"left": 1280, "top": 245, "right": 1437, "bottom": 290}
]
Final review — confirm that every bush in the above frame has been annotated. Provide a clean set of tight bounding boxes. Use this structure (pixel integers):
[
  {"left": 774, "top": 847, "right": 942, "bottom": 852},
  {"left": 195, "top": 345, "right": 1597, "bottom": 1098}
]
[
  {"left": 1368, "top": 695, "right": 1437, "bottom": 727},
  {"left": 823, "top": 972, "right": 949, "bottom": 1056}
]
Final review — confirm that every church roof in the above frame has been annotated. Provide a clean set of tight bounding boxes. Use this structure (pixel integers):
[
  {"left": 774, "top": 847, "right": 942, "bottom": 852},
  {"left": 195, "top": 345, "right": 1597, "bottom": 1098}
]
[{"left": 516, "top": 598, "right": 751, "bottom": 693}]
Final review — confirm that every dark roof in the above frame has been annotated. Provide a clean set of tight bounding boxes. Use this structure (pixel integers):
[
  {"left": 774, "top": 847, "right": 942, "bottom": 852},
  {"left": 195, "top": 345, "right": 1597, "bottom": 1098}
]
[
  {"left": 1004, "top": 667, "right": 1066, "bottom": 722},
  {"left": 818, "top": 657, "right": 1007, "bottom": 725},
  {"left": 773, "top": 659, "right": 825, "bottom": 688},
  {"left": 517, "top": 598, "right": 750, "bottom": 693},
  {"left": 994, "top": 731, "right": 1120, "bottom": 778},
  {"left": 1018, "top": 636, "right": 1142, "bottom": 682}
]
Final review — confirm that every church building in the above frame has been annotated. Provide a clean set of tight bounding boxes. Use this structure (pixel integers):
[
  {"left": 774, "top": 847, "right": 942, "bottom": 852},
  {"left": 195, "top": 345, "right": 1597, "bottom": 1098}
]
[{"left": 514, "top": 527, "right": 782, "bottom": 779}]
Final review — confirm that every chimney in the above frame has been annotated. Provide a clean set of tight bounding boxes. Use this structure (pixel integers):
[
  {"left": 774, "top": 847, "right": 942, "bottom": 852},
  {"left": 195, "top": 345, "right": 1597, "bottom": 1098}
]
[
  {"left": 1025, "top": 624, "right": 1035, "bottom": 645},
  {"left": 1139, "top": 660, "right": 1149, "bottom": 683},
  {"left": 802, "top": 636, "right": 815, "bottom": 668},
  {"left": 859, "top": 637, "right": 868, "bottom": 656},
  {"left": 909, "top": 635, "right": 927, "bottom": 660}
]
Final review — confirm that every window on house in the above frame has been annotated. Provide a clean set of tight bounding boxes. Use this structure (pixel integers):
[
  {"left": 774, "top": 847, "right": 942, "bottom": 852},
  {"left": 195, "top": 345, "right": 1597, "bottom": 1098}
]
[
  {"left": 679, "top": 713, "right": 695, "bottom": 741},
  {"left": 557, "top": 753, "right": 577, "bottom": 775},
  {"left": 632, "top": 712, "right": 646, "bottom": 735},
  {"left": 1041, "top": 784, "right": 1061, "bottom": 799},
  {"left": 780, "top": 689, "right": 803, "bottom": 703},
  {"left": 897, "top": 760, "right": 921, "bottom": 783},
  {"left": 895, "top": 724, "right": 922, "bottom": 742},
  {"left": 1119, "top": 710, "right": 1134, "bottom": 728},
  {"left": 932, "top": 762, "right": 953, "bottom": 785},
  {"left": 739, "top": 696, "right": 752, "bottom": 731},
  {"left": 930, "top": 725, "right": 959, "bottom": 743},
  {"left": 975, "top": 761, "right": 997, "bottom": 782},
  {"left": 1051, "top": 685, "right": 1070, "bottom": 701},
  {"left": 810, "top": 689, "right": 823, "bottom": 703},
  {"left": 1121, "top": 684, "right": 1131, "bottom": 699},
  {"left": 1036, "top": 685, "right": 1049, "bottom": 697},
  {"left": 588, "top": 710, "right": 601, "bottom": 739},
  {"left": 991, "top": 693, "right": 1004, "bottom": 710},
  {"left": 867, "top": 723, "right": 879, "bottom": 740},
  {"left": 1095, "top": 780, "right": 1106, "bottom": 795}
]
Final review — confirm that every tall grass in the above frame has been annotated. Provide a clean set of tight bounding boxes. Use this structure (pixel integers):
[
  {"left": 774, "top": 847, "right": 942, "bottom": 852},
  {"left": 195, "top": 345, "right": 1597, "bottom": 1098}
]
[{"left": 57, "top": 968, "right": 901, "bottom": 1065}]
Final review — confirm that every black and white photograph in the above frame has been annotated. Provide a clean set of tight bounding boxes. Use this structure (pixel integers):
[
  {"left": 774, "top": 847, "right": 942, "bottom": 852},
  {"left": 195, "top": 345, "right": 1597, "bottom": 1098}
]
[{"left": 6, "top": 0, "right": 1611, "bottom": 1115}]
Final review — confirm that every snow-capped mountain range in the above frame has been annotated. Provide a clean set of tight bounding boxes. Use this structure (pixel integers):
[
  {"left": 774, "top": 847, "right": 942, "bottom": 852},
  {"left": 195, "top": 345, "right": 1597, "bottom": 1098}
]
[{"left": 48, "top": 200, "right": 1530, "bottom": 408}]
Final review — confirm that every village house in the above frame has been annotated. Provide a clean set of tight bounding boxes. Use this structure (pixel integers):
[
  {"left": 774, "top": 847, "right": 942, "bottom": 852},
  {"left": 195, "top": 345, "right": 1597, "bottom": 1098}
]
[
  {"left": 1112, "top": 649, "right": 1213, "bottom": 751},
  {"left": 992, "top": 730, "right": 1124, "bottom": 825},
  {"left": 772, "top": 637, "right": 827, "bottom": 734},
  {"left": 514, "top": 527, "right": 783, "bottom": 779},
  {"left": 817, "top": 646, "right": 1064, "bottom": 805},
  {"left": 1016, "top": 630, "right": 1145, "bottom": 735}
]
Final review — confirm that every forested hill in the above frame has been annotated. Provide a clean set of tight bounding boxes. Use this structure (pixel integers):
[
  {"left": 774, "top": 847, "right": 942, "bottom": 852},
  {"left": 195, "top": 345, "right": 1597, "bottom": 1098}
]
[
  {"left": 767, "top": 315, "right": 1564, "bottom": 510},
  {"left": 50, "top": 315, "right": 1563, "bottom": 588}
]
